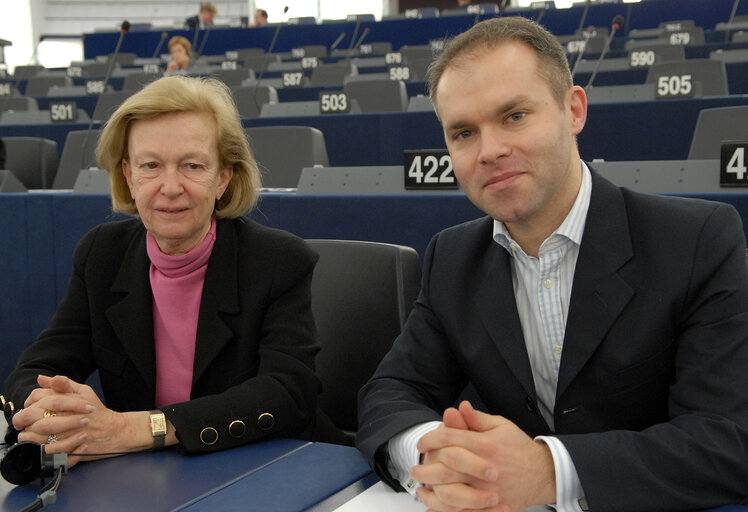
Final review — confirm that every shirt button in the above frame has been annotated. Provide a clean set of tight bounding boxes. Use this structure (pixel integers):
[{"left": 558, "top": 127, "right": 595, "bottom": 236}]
[
  {"left": 553, "top": 344, "right": 563, "bottom": 355},
  {"left": 543, "top": 278, "right": 553, "bottom": 289},
  {"left": 510, "top": 243, "right": 519, "bottom": 251}
]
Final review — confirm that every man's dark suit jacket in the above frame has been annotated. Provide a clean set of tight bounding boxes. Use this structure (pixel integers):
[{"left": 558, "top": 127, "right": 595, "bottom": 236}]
[
  {"left": 5, "top": 217, "right": 327, "bottom": 453},
  {"left": 357, "top": 171, "right": 748, "bottom": 511}
]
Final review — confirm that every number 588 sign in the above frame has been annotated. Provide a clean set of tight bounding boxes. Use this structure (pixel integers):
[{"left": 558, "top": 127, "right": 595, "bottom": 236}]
[{"left": 404, "top": 149, "right": 458, "bottom": 190}]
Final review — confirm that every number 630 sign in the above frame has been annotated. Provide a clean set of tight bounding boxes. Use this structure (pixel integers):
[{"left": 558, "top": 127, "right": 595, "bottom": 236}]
[{"left": 404, "top": 149, "right": 458, "bottom": 190}]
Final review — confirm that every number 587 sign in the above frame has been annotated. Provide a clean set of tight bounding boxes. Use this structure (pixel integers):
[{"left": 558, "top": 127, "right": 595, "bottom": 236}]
[{"left": 404, "top": 149, "right": 458, "bottom": 190}]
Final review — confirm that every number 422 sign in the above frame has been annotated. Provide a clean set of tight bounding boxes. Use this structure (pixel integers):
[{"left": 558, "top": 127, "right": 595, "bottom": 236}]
[{"left": 404, "top": 149, "right": 458, "bottom": 190}]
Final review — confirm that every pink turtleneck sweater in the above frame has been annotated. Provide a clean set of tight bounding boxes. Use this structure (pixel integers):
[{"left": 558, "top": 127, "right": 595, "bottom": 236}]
[{"left": 146, "top": 217, "right": 217, "bottom": 407}]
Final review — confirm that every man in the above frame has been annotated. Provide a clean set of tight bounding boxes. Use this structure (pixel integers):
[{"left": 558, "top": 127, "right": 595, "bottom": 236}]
[
  {"left": 357, "top": 16, "right": 748, "bottom": 512},
  {"left": 185, "top": 2, "right": 217, "bottom": 29},
  {"left": 252, "top": 9, "right": 269, "bottom": 27}
]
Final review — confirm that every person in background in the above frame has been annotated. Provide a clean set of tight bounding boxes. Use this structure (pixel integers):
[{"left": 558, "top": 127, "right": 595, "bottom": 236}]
[
  {"left": 252, "top": 9, "right": 269, "bottom": 27},
  {"left": 185, "top": 2, "right": 217, "bottom": 29},
  {"left": 165, "top": 36, "right": 192, "bottom": 75},
  {"left": 357, "top": 16, "right": 748, "bottom": 512},
  {"left": 3, "top": 76, "right": 344, "bottom": 468}
]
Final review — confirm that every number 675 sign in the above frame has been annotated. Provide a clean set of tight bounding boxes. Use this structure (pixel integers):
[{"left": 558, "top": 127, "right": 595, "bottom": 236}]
[{"left": 404, "top": 149, "right": 458, "bottom": 190}]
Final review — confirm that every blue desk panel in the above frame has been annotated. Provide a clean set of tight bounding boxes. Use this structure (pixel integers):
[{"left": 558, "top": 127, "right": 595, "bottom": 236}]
[
  {"left": 1, "top": 191, "right": 746, "bottom": 387},
  {"left": 179, "top": 443, "right": 371, "bottom": 511},
  {"left": 0, "top": 438, "right": 307, "bottom": 512}
]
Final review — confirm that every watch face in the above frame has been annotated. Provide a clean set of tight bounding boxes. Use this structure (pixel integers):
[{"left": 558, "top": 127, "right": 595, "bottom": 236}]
[{"left": 151, "top": 414, "right": 167, "bottom": 435}]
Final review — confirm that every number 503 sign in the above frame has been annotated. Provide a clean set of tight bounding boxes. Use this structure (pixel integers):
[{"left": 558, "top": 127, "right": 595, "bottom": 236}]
[
  {"left": 720, "top": 142, "right": 748, "bottom": 187},
  {"left": 404, "top": 150, "right": 458, "bottom": 190}
]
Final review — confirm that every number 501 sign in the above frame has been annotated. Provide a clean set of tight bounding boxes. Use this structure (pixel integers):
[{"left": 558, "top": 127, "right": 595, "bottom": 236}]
[{"left": 404, "top": 149, "right": 458, "bottom": 190}]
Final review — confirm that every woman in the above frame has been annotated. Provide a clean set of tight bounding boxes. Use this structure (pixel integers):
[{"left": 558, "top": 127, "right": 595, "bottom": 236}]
[
  {"left": 3, "top": 76, "right": 338, "bottom": 466},
  {"left": 165, "top": 36, "right": 192, "bottom": 75}
]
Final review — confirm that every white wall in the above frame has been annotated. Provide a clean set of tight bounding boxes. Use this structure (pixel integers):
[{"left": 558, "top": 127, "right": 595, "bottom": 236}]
[{"left": 0, "top": 0, "right": 34, "bottom": 74}]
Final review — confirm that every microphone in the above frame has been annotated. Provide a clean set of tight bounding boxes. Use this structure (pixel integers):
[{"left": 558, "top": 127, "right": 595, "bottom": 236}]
[
  {"left": 536, "top": 8, "right": 547, "bottom": 25},
  {"left": 585, "top": 15, "right": 624, "bottom": 93},
  {"left": 569, "top": 14, "right": 593, "bottom": 83},
  {"left": 348, "top": 15, "right": 362, "bottom": 51},
  {"left": 78, "top": 19, "right": 129, "bottom": 173},
  {"left": 191, "top": 21, "right": 200, "bottom": 52},
  {"left": 725, "top": 0, "right": 740, "bottom": 42},
  {"left": 345, "top": 26, "right": 369, "bottom": 65},
  {"left": 575, "top": 0, "right": 591, "bottom": 36},
  {"left": 330, "top": 32, "right": 346, "bottom": 51},
  {"left": 353, "top": 27, "right": 370, "bottom": 50},
  {"left": 1, "top": 442, "right": 68, "bottom": 486},
  {"left": 101, "top": 20, "right": 129, "bottom": 89},
  {"left": 28, "top": 35, "right": 44, "bottom": 65},
  {"left": 196, "top": 24, "right": 212, "bottom": 57},
  {"left": 252, "top": 6, "right": 288, "bottom": 114},
  {"left": 152, "top": 31, "right": 168, "bottom": 59}
]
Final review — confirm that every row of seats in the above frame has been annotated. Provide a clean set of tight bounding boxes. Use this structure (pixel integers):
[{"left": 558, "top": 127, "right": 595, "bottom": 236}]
[
  {"left": 0, "top": 77, "right": 423, "bottom": 127},
  {"left": 1, "top": 123, "right": 330, "bottom": 190},
  {"left": 3, "top": 103, "right": 747, "bottom": 192},
  {"left": 2, "top": 51, "right": 742, "bottom": 129}
]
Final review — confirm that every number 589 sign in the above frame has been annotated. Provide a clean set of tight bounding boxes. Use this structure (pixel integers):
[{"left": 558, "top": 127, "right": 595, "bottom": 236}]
[{"left": 404, "top": 149, "right": 458, "bottom": 190}]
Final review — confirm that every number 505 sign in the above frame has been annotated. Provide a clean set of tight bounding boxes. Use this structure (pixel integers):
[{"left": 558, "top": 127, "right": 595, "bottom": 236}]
[{"left": 404, "top": 149, "right": 458, "bottom": 190}]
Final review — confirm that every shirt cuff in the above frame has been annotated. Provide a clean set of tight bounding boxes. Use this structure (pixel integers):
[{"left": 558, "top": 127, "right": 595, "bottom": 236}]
[
  {"left": 386, "top": 421, "right": 442, "bottom": 495},
  {"left": 535, "top": 436, "right": 586, "bottom": 512}
]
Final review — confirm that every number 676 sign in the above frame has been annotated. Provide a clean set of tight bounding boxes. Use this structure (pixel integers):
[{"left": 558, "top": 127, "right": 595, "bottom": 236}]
[{"left": 404, "top": 149, "right": 458, "bottom": 190}]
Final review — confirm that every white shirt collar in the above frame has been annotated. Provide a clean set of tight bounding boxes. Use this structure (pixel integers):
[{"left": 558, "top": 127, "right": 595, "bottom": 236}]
[{"left": 493, "top": 161, "right": 592, "bottom": 253}]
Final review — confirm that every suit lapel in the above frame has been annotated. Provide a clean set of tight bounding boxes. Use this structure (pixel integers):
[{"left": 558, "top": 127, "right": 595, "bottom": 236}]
[
  {"left": 105, "top": 226, "right": 157, "bottom": 392},
  {"left": 474, "top": 238, "right": 538, "bottom": 400},
  {"left": 556, "top": 171, "right": 634, "bottom": 399},
  {"left": 192, "top": 219, "right": 240, "bottom": 389}
]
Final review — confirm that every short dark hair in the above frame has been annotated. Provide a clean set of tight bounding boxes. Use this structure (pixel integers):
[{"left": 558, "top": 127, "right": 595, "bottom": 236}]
[{"left": 427, "top": 17, "right": 572, "bottom": 111}]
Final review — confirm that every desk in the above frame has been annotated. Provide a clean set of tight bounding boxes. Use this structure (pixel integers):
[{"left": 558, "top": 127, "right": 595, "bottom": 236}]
[
  {"left": 0, "top": 440, "right": 372, "bottom": 511},
  {"left": 3, "top": 439, "right": 744, "bottom": 512}
]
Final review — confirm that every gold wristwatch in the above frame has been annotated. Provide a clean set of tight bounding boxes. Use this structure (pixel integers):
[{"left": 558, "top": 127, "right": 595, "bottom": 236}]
[{"left": 149, "top": 410, "right": 166, "bottom": 450}]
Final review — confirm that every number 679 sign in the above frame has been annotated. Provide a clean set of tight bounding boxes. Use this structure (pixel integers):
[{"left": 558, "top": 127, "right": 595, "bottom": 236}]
[{"left": 404, "top": 149, "right": 458, "bottom": 190}]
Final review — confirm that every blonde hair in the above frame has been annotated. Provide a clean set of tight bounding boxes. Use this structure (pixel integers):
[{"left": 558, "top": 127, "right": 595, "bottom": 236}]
[
  {"left": 200, "top": 2, "right": 217, "bottom": 14},
  {"left": 168, "top": 35, "right": 192, "bottom": 55},
  {"left": 96, "top": 76, "right": 261, "bottom": 218}
]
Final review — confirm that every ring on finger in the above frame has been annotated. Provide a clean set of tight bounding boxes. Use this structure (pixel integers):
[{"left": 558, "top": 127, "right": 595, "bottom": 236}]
[
  {"left": 43, "top": 409, "right": 56, "bottom": 418},
  {"left": 47, "top": 434, "right": 59, "bottom": 444}
]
